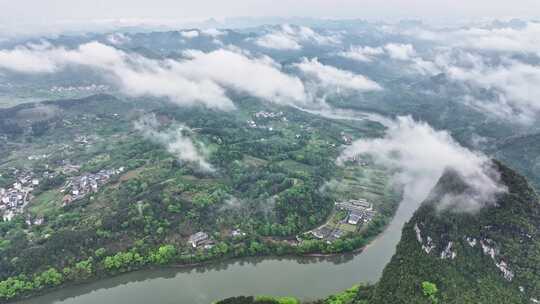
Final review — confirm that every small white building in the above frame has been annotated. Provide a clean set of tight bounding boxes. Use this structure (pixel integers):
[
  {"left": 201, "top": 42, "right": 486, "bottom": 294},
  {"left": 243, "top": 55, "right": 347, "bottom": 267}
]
[
  {"left": 348, "top": 213, "right": 362, "bottom": 225},
  {"left": 188, "top": 232, "right": 209, "bottom": 248},
  {"left": 3, "top": 210, "right": 15, "bottom": 221},
  {"left": 231, "top": 229, "right": 246, "bottom": 237}
]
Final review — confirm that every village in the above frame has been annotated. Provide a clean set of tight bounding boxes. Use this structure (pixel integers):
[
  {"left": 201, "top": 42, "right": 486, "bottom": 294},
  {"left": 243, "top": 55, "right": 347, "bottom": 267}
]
[
  {"left": 246, "top": 111, "right": 287, "bottom": 129},
  {"left": 0, "top": 164, "right": 125, "bottom": 222},
  {"left": 61, "top": 167, "right": 125, "bottom": 205},
  {"left": 0, "top": 169, "right": 41, "bottom": 222}
]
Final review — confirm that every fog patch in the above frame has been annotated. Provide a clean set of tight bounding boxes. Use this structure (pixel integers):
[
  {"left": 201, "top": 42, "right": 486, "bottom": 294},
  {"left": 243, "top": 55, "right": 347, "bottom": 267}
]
[
  {"left": 408, "top": 21, "right": 540, "bottom": 55},
  {"left": 338, "top": 46, "right": 384, "bottom": 62},
  {"left": 338, "top": 116, "right": 506, "bottom": 213},
  {"left": 106, "top": 33, "right": 131, "bottom": 46},
  {"left": 294, "top": 57, "right": 382, "bottom": 96},
  {"left": 180, "top": 30, "right": 199, "bottom": 39},
  {"left": 384, "top": 43, "right": 416, "bottom": 60},
  {"left": 254, "top": 24, "right": 340, "bottom": 50},
  {"left": 338, "top": 43, "right": 439, "bottom": 75},
  {"left": 134, "top": 114, "right": 213, "bottom": 172},
  {"left": 436, "top": 52, "right": 540, "bottom": 124}
]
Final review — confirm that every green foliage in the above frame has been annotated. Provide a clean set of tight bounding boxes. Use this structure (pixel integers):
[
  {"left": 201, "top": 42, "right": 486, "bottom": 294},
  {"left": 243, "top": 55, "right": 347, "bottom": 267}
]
[
  {"left": 150, "top": 244, "right": 177, "bottom": 264},
  {"left": 94, "top": 247, "right": 107, "bottom": 258},
  {"left": 33, "top": 268, "right": 64, "bottom": 288},
  {"left": 0, "top": 276, "right": 33, "bottom": 300},
  {"left": 103, "top": 251, "right": 144, "bottom": 272},
  {"left": 324, "top": 285, "right": 360, "bottom": 304},
  {"left": 422, "top": 281, "right": 438, "bottom": 304},
  {"left": 254, "top": 296, "right": 300, "bottom": 304},
  {"left": 371, "top": 162, "right": 540, "bottom": 304},
  {"left": 215, "top": 296, "right": 299, "bottom": 304}
]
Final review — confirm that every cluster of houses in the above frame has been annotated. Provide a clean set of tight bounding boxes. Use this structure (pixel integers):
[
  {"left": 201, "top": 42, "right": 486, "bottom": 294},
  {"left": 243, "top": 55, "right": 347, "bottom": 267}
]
[
  {"left": 246, "top": 111, "right": 287, "bottom": 129},
  {"left": 0, "top": 169, "right": 40, "bottom": 222},
  {"left": 61, "top": 167, "right": 124, "bottom": 205},
  {"left": 27, "top": 154, "right": 49, "bottom": 161},
  {"left": 335, "top": 199, "right": 376, "bottom": 225},
  {"left": 0, "top": 163, "right": 126, "bottom": 221},
  {"left": 308, "top": 198, "right": 377, "bottom": 243},
  {"left": 254, "top": 111, "right": 284, "bottom": 119}
]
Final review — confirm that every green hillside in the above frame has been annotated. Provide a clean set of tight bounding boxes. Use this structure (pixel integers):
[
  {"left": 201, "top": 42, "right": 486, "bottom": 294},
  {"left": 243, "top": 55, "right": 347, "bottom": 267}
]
[{"left": 369, "top": 161, "right": 540, "bottom": 303}]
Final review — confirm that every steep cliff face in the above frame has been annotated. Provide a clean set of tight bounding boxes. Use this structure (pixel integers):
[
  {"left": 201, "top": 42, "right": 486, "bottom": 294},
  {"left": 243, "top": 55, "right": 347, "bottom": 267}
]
[{"left": 370, "top": 161, "right": 540, "bottom": 304}]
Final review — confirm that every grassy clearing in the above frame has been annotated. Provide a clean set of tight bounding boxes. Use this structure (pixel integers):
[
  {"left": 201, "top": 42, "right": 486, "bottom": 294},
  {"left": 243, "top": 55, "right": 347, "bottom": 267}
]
[{"left": 28, "top": 190, "right": 63, "bottom": 216}]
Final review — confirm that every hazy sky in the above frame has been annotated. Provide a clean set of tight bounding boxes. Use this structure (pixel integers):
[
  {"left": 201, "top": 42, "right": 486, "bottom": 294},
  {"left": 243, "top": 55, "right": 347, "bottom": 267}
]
[{"left": 2, "top": 0, "right": 540, "bottom": 25}]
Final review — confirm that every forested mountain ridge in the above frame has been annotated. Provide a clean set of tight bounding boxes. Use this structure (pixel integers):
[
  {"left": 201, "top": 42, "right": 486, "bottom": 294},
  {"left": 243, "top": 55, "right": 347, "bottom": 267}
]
[{"left": 369, "top": 161, "right": 540, "bottom": 303}]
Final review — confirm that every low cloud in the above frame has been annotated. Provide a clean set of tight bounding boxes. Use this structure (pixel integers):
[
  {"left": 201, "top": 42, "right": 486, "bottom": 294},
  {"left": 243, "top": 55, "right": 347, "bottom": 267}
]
[
  {"left": 338, "top": 46, "right": 384, "bottom": 62},
  {"left": 384, "top": 43, "right": 416, "bottom": 60},
  {"left": 338, "top": 43, "right": 416, "bottom": 62},
  {"left": 134, "top": 114, "right": 213, "bottom": 172},
  {"left": 338, "top": 116, "right": 506, "bottom": 213},
  {"left": 0, "top": 42, "right": 308, "bottom": 110},
  {"left": 255, "top": 31, "right": 302, "bottom": 50},
  {"left": 201, "top": 28, "right": 226, "bottom": 37},
  {"left": 106, "top": 33, "right": 131, "bottom": 46},
  {"left": 410, "top": 21, "right": 540, "bottom": 55},
  {"left": 432, "top": 50, "right": 540, "bottom": 123},
  {"left": 294, "top": 57, "right": 382, "bottom": 95},
  {"left": 0, "top": 42, "right": 64, "bottom": 73},
  {"left": 254, "top": 24, "right": 340, "bottom": 50},
  {"left": 180, "top": 30, "right": 200, "bottom": 39},
  {"left": 338, "top": 43, "right": 438, "bottom": 75}
]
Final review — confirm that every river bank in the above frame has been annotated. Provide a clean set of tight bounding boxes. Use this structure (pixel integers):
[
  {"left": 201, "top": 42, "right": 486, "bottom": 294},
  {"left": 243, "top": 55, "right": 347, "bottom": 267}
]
[{"left": 13, "top": 191, "right": 417, "bottom": 304}]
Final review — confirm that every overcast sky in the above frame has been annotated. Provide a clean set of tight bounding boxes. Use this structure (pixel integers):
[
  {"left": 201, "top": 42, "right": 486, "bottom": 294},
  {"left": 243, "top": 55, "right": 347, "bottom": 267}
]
[{"left": 2, "top": 0, "right": 540, "bottom": 26}]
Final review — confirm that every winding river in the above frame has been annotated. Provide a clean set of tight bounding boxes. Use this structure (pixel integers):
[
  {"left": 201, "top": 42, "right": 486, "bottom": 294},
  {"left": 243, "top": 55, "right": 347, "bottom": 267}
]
[{"left": 17, "top": 191, "right": 420, "bottom": 304}]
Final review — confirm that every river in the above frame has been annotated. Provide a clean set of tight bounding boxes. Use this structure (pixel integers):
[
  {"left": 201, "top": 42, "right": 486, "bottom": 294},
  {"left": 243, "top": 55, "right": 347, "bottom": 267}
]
[{"left": 16, "top": 190, "right": 420, "bottom": 304}]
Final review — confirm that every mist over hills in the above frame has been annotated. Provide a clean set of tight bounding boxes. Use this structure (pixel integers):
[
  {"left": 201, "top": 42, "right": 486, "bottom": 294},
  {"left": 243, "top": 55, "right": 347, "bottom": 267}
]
[{"left": 1, "top": 15, "right": 540, "bottom": 304}]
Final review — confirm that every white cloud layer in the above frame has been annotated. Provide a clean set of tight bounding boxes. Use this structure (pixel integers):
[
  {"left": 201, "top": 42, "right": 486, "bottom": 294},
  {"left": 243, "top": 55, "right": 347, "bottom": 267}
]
[
  {"left": 0, "top": 42, "right": 308, "bottom": 110},
  {"left": 255, "top": 24, "right": 340, "bottom": 50},
  {"left": 384, "top": 43, "right": 416, "bottom": 60},
  {"left": 412, "top": 21, "right": 540, "bottom": 55},
  {"left": 338, "top": 43, "right": 439, "bottom": 75},
  {"left": 338, "top": 116, "right": 506, "bottom": 213},
  {"left": 410, "top": 49, "right": 540, "bottom": 123},
  {"left": 369, "top": 25, "right": 540, "bottom": 123},
  {"left": 338, "top": 46, "right": 384, "bottom": 62},
  {"left": 180, "top": 30, "right": 200, "bottom": 38},
  {"left": 294, "top": 57, "right": 382, "bottom": 93},
  {"left": 201, "top": 28, "right": 226, "bottom": 37}
]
